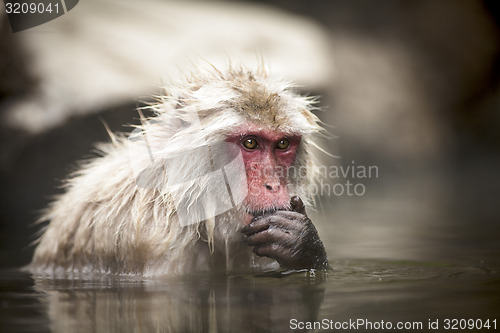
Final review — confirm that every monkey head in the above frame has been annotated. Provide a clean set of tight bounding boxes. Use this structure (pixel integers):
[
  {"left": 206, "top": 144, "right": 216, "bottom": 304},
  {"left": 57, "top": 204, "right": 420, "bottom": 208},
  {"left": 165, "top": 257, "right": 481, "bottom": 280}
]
[{"left": 143, "top": 66, "right": 324, "bottom": 225}]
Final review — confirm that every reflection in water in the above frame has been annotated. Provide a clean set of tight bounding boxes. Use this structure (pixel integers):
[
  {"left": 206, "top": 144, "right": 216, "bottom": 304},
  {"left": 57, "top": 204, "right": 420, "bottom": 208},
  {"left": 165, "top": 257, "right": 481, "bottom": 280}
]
[
  {"left": 31, "top": 271, "right": 326, "bottom": 333},
  {"left": 1, "top": 260, "right": 499, "bottom": 333}
]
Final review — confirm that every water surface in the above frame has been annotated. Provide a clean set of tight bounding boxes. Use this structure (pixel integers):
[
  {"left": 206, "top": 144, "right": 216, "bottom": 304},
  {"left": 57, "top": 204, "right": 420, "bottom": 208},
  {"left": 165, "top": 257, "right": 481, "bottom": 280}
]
[{"left": 1, "top": 258, "right": 498, "bottom": 333}]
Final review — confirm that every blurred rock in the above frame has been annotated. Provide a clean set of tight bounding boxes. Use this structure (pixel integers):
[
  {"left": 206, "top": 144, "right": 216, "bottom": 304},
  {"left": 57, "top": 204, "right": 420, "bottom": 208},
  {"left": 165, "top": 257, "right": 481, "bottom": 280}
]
[{"left": 1, "top": 0, "right": 333, "bottom": 135}]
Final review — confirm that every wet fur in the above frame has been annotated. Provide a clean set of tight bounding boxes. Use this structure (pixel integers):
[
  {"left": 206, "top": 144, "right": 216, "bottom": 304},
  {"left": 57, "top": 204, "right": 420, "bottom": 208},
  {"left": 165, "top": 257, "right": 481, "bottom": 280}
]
[{"left": 30, "top": 64, "right": 324, "bottom": 276}]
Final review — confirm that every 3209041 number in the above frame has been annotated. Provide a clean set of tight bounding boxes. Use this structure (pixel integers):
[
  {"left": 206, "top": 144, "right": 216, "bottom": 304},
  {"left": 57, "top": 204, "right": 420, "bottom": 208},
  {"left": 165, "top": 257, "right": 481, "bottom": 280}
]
[
  {"left": 443, "top": 319, "right": 497, "bottom": 330},
  {"left": 5, "top": 2, "right": 60, "bottom": 14}
]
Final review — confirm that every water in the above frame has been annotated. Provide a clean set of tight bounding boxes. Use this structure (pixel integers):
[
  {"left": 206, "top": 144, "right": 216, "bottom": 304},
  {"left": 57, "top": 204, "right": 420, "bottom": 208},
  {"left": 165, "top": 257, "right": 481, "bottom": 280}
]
[
  {"left": 1, "top": 161, "right": 499, "bottom": 332},
  {"left": 1, "top": 259, "right": 498, "bottom": 333}
]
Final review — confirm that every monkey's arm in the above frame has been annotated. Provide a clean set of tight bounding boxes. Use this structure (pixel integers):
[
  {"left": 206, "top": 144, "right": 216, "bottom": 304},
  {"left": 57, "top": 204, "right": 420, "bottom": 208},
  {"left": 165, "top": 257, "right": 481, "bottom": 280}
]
[{"left": 241, "top": 196, "right": 329, "bottom": 270}]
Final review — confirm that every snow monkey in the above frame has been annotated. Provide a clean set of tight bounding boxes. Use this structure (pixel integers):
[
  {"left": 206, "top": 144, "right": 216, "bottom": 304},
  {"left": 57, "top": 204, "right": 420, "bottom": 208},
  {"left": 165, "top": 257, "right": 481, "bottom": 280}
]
[{"left": 30, "top": 64, "right": 329, "bottom": 276}]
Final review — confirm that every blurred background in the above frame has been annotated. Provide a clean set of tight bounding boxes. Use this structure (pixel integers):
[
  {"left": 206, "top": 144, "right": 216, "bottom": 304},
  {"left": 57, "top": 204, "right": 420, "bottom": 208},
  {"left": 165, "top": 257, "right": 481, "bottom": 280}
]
[{"left": 1, "top": 0, "right": 499, "bottom": 269}]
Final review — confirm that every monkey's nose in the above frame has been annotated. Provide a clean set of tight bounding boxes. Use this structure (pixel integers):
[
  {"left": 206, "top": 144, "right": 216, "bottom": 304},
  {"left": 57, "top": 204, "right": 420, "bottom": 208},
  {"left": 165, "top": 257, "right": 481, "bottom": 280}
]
[{"left": 264, "top": 183, "right": 280, "bottom": 193}]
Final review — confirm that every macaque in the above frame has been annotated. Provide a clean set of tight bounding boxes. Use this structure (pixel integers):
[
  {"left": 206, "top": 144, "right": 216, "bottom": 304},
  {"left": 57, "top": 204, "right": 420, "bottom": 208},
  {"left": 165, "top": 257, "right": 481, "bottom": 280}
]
[{"left": 30, "top": 64, "right": 329, "bottom": 276}]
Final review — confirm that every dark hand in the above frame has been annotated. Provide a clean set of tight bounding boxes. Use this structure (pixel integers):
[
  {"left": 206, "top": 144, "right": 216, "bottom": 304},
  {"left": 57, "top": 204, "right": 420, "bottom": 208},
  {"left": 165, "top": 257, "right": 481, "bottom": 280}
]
[{"left": 241, "top": 196, "right": 329, "bottom": 270}]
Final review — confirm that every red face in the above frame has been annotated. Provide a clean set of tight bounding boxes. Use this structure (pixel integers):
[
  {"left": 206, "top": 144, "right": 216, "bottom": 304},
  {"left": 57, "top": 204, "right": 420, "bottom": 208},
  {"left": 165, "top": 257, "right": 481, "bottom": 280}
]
[{"left": 226, "top": 124, "right": 301, "bottom": 217}]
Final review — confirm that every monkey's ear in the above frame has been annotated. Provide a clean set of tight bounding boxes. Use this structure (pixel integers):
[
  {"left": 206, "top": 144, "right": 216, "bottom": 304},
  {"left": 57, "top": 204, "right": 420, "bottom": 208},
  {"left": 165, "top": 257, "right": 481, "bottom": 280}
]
[{"left": 290, "top": 196, "right": 307, "bottom": 215}]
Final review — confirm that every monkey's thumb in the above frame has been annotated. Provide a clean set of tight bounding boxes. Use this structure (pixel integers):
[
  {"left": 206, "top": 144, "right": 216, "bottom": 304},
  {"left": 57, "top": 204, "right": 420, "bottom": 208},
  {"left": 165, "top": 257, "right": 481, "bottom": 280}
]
[{"left": 290, "top": 196, "right": 306, "bottom": 215}]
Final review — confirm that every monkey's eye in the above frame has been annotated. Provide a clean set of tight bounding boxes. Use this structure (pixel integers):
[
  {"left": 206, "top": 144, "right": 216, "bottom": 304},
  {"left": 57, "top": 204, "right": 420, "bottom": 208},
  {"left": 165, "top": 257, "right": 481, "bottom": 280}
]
[
  {"left": 242, "top": 138, "right": 258, "bottom": 149},
  {"left": 276, "top": 138, "right": 289, "bottom": 149}
]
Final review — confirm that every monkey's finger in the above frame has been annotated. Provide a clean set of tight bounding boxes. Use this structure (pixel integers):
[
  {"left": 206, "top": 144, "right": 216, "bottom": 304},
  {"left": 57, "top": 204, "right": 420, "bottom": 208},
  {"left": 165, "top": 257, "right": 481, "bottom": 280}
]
[
  {"left": 290, "top": 196, "right": 306, "bottom": 215},
  {"left": 246, "top": 228, "right": 294, "bottom": 247},
  {"left": 272, "top": 210, "right": 306, "bottom": 220},
  {"left": 241, "top": 220, "right": 270, "bottom": 236},
  {"left": 261, "top": 211, "right": 310, "bottom": 232},
  {"left": 253, "top": 244, "right": 293, "bottom": 263},
  {"left": 247, "top": 214, "right": 304, "bottom": 235}
]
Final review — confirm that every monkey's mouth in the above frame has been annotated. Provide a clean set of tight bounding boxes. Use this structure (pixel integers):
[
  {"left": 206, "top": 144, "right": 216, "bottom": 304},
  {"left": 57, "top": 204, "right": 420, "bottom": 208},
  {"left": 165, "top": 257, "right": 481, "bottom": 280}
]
[
  {"left": 245, "top": 205, "right": 290, "bottom": 218},
  {"left": 242, "top": 209, "right": 278, "bottom": 226},
  {"left": 246, "top": 208, "right": 278, "bottom": 217},
  {"left": 242, "top": 202, "right": 290, "bottom": 225}
]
